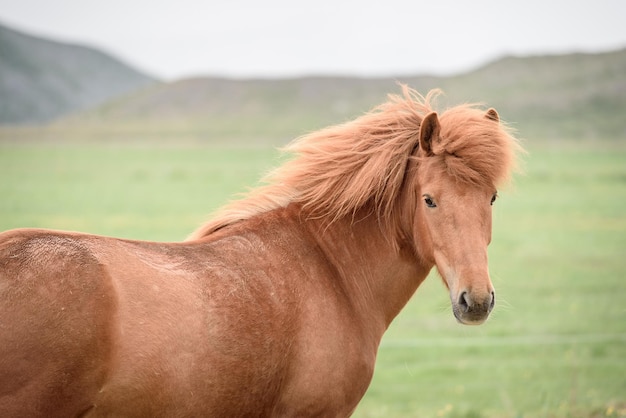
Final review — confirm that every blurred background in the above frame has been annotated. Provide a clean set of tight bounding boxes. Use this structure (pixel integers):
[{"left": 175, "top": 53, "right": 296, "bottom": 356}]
[{"left": 1, "top": 1, "right": 625, "bottom": 416}]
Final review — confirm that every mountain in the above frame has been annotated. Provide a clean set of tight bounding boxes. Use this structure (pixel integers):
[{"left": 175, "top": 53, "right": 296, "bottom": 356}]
[
  {"left": 430, "top": 49, "right": 626, "bottom": 140},
  {"left": 2, "top": 20, "right": 623, "bottom": 141},
  {"left": 0, "top": 22, "right": 155, "bottom": 125},
  {"left": 67, "top": 48, "right": 626, "bottom": 141}
]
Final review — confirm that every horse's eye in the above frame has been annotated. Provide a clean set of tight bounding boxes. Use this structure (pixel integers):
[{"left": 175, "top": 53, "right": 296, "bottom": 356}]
[
  {"left": 423, "top": 196, "right": 437, "bottom": 208},
  {"left": 490, "top": 193, "right": 498, "bottom": 206}
]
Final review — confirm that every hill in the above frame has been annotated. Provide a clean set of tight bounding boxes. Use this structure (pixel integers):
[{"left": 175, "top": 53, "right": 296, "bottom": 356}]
[
  {"left": 1, "top": 19, "right": 622, "bottom": 141},
  {"left": 432, "top": 49, "right": 626, "bottom": 140},
  {"left": 64, "top": 48, "right": 626, "bottom": 142},
  {"left": 0, "top": 22, "right": 155, "bottom": 124}
]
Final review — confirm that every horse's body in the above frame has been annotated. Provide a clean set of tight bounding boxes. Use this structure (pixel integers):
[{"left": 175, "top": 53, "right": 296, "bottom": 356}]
[{"left": 0, "top": 88, "right": 520, "bottom": 417}]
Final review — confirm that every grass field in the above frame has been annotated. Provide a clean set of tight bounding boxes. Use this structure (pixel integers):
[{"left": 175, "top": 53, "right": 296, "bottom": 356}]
[{"left": 1, "top": 138, "right": 625, "bottom": 417}]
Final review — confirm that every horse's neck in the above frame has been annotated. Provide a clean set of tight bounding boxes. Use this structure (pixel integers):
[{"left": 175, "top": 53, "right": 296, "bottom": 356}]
[
  {"left": 305, "top": 209, "right": 432, "bottom": 329},
  {"left": 208, "top": 204, "right": 432, "bottom": 335}
]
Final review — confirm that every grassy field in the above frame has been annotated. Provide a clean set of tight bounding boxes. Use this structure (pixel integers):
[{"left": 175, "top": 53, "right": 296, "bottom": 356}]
[{"left": 0, "top": 139, "right": 625, "bottom": 417}]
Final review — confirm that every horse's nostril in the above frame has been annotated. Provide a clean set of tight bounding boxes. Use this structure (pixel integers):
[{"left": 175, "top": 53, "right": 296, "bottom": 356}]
[
  {"left": 458, "top": 291, "right": 470, "bottom": 312},
  {"left": 489, "top": 291, "right": 496, "bottom": 311}
]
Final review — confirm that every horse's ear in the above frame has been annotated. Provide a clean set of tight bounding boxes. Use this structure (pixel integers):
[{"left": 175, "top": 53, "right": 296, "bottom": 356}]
[
  {"left": 485, "top": 108, "right": 500, "bottom": 122},
  {"left": 418, "top": 111, "right": 441, "bottom": 156}
]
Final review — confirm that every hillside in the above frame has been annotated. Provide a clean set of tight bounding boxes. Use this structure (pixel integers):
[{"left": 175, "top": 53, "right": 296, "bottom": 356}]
[
  {"left": 0, "top": 22, "right": 155, "bottom": 124},
  {"left": 65, "top": 48, "right": 626, "bottom": 142},
  {"left": 1, "top": 19, "right": 622, "bottom": 141},
  {"left": 432, "top": 49, "right": 626, "bottom": 140}
]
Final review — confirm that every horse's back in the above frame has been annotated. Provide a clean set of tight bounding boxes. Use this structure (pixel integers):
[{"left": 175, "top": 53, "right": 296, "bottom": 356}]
[
  {"left": 0, "top": 227, "right": 300, "bottom": 416},
  {"left": 0, "top": 228, "right": 117, "bottom": 417},
  {"left": 0, "top": 218, "right": 373, "bottom": 417}
]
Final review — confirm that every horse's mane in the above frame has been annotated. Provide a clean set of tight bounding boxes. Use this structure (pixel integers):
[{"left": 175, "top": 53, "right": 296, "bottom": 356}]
[{"left": 189, "top": 86, "right": 520, "bottom": 240}]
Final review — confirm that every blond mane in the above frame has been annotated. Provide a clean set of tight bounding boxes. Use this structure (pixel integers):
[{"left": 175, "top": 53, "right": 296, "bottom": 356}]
[{"left": 189, "top": 86, "right": 520, "bottom": 240}]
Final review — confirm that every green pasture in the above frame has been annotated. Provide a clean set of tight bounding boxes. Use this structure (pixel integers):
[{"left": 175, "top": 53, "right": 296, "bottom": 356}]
[{"left": 0, "top": 139, "right": 625, "bottom": 417}]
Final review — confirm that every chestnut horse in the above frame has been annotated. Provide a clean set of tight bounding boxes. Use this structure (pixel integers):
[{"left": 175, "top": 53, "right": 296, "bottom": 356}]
[{"left": 0, "top": 87, "right": 520, "bottom": 417}]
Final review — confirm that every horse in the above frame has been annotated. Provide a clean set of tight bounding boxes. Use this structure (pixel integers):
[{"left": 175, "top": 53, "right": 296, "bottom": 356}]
[{"left": 0, "top": 87, "right": 520, "bottom": 417}]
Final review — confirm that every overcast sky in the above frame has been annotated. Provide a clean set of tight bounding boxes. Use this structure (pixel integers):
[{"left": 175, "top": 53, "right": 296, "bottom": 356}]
[{"left": 1, "top": 0, "right": 624, "bottom": 80}]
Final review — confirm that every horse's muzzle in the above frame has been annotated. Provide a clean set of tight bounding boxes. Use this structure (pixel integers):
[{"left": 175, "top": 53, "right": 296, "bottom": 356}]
[{"left": 452, "top": 290, "right": 495, "bottom": 325}]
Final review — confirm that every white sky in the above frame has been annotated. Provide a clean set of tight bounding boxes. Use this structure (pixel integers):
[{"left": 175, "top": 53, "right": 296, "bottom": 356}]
[{"left": 0, "top": 0, "right": 625, "bottom": 80}]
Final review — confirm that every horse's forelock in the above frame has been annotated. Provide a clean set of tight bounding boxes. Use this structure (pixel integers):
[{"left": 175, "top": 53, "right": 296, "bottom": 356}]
[{"left": 434, "top": 106, "right": 520, "bottom": 189}]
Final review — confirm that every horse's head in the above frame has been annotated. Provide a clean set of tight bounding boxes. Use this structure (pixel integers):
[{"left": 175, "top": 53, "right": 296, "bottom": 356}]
[{"left": 410, "top": 108, "right": 514, "bottom": 325}]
